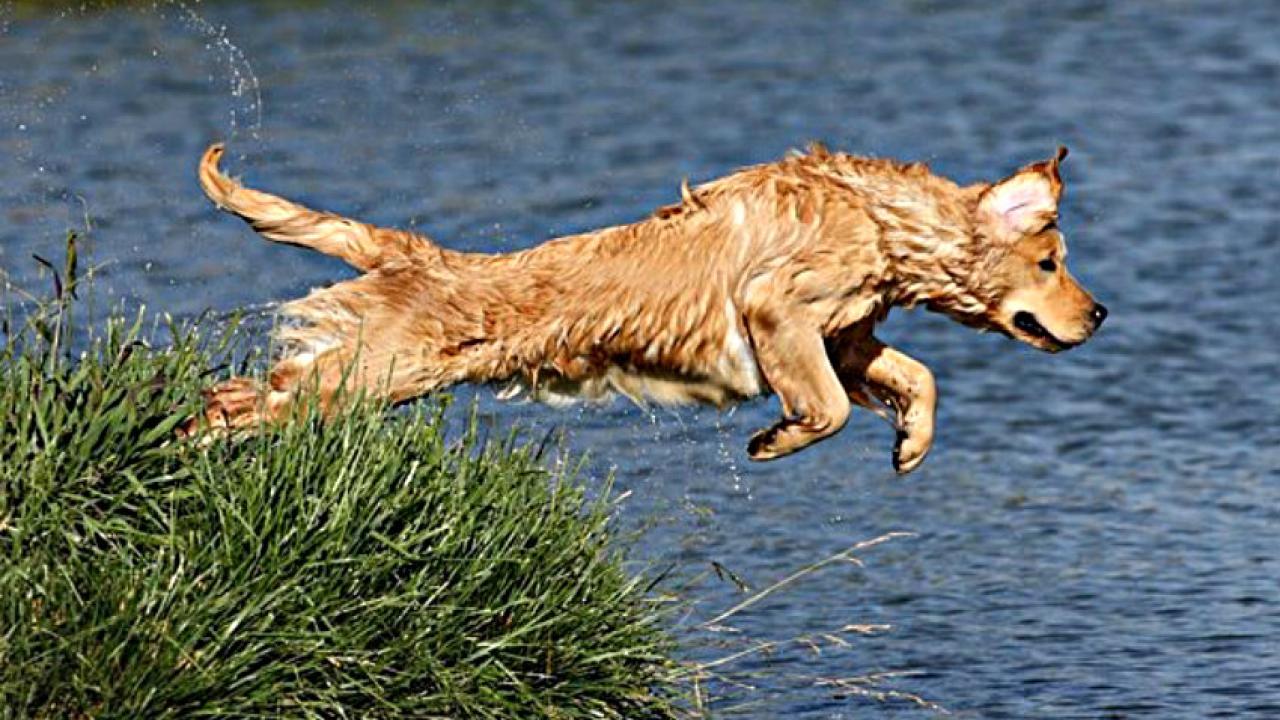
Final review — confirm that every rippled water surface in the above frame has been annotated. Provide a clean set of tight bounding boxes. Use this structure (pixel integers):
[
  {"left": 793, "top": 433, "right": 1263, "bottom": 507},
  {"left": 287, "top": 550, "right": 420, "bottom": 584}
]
[{"left": 3, "top": 2, "right": 1279, "bottom": 717}]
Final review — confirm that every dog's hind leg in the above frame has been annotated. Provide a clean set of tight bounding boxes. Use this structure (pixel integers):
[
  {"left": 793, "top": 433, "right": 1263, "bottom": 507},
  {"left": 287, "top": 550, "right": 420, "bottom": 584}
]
[
  {"left": 179, "top": 359, "right": 379, "bottom": 438},
  {"left": 743, "top": 312, "right": 851, "bottom": 461},
  {"left": 181, "top": 336, "right": 452, "bottom": 438},
  {"left": 198, "top": 143, "right": 435, "bottom": 271},
  {"left": 832, "top": 332, "right": 937, "bottom": 475},
  {"left": 182, "top": 275, "right": 466, "bottom": 437}
]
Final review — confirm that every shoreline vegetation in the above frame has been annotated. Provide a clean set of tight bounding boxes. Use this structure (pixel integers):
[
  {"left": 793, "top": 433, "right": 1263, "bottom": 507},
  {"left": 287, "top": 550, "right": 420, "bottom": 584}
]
[{"left": 0, "top": 238, "right": 678, "bottom": 718}]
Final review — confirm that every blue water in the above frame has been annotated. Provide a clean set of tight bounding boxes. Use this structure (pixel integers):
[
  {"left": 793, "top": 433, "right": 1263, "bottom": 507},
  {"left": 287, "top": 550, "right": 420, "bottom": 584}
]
[{"left": 2, "top": 2, "right": 1278, "bottom": 717}]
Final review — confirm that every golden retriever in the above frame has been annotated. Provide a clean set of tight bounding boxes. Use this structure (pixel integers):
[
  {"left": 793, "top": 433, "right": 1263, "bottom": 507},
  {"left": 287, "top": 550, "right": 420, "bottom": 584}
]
[{"left": 185, "top": 142, "right": 1105, "bottom": 474}]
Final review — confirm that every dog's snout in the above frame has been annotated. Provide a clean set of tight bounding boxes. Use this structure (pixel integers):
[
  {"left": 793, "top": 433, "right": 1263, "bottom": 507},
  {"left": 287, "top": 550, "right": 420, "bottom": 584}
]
[{"left": 1091, "top": 303, "right": 1108, "bottom": 328}]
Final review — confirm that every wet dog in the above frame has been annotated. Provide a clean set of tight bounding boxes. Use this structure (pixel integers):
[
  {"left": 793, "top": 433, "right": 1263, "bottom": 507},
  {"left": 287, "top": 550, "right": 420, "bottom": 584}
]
[{"left": 186, "top": 143, "right": 1105, "bottom": 473}]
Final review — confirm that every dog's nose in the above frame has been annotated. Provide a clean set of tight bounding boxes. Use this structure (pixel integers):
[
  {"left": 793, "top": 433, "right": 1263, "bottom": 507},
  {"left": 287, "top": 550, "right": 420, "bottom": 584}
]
[{"left": 1091, "top": 303, "right": 1108, "bottom": 328}]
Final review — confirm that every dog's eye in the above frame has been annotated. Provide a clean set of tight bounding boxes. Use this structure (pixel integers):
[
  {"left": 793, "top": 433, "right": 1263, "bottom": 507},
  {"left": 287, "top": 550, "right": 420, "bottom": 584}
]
[{"left": 1038, "top": 258, "right": 1057, "bottom": 272}]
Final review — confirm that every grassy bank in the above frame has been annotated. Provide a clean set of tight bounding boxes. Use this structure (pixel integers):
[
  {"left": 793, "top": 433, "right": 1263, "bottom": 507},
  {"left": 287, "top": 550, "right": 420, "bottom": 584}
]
[{"left": 0, "top": 261, "right": 676, "bottom": 717}]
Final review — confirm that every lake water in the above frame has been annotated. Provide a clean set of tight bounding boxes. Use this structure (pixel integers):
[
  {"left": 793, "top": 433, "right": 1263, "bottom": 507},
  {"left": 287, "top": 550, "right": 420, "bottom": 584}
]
[{"left": 2, "top": 1, "right": 1278, "bottom": 717}]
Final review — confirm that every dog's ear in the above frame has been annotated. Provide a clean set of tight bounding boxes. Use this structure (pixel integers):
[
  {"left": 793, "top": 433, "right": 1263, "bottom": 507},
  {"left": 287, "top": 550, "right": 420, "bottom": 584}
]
[
  {"left": 978, "top": 147, "right": 1067, "bottom": 235},
  {"left": 1032, "top": 145, "right": 1067, "bottom": 198}
]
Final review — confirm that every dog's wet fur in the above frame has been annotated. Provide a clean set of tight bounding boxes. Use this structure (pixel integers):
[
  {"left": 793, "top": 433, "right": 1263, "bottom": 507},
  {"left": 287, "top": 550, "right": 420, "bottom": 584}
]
[{"left": 185, "top": 142, "right": 1105, "bottom": 473}]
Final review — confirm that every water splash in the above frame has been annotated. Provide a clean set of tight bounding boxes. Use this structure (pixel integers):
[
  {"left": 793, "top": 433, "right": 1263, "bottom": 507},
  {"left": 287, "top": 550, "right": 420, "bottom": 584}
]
[
  {"left": 2, "top": 2, "right": 261, "bottom": 144},
  {"left": 165, "top": 0, "right": 263, "bottom": 142},
  {"left": 0, "top": 0, "right": 268, "bottom": 326},
  {"left": 714, "top": 411, "right": 749, "bottom": 498}
]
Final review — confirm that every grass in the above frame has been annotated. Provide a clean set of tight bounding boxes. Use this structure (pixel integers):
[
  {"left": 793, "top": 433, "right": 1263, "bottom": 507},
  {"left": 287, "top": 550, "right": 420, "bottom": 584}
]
[{"left": 0, "top": 237, "right": 677, "bottom": 718}]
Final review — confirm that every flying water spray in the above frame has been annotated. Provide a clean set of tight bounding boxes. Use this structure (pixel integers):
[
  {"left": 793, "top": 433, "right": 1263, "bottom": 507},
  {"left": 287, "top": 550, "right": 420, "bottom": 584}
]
[{"left": 165, "top": 0, "right": 262, "bottom": 143}]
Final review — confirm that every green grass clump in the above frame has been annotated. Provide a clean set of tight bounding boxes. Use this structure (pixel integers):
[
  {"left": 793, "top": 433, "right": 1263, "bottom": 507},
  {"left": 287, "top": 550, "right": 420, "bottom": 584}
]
[{"left": 0, "top": 262, "right": 675, "bottom": 718}]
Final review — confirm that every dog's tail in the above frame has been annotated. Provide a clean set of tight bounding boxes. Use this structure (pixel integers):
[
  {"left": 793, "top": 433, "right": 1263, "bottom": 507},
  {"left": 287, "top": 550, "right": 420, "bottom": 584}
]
[{"left": 199, "top": 143, "right": 434, "bottom": 272}]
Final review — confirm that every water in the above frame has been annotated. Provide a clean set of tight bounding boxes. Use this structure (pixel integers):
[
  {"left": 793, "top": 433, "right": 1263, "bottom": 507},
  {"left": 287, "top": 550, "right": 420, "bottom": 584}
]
[{"left": 3, "top": 1, "right": 1279, "bottom": 716}]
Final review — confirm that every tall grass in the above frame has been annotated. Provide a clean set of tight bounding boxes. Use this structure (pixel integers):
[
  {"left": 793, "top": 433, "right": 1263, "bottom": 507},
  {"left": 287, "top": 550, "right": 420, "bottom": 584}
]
[{"left": 0, "top": 238, "right": 677, "bottom": 718}]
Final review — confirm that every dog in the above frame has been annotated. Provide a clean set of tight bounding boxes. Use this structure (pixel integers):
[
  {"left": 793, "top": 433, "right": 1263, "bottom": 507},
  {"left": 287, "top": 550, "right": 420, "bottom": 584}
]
[{"left": 185, "top": 142, "right": 1105, "bottom": 474}]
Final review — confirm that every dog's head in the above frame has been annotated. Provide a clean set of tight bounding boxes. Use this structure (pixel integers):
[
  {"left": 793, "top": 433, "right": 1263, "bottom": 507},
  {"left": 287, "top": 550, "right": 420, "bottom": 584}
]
[{"left": 971, "top": 147, "right": 1107, "bottom": 352}]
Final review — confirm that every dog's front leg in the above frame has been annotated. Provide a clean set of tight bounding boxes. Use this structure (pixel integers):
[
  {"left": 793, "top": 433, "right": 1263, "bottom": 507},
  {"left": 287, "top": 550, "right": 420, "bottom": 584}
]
[
  {"left": 833, "top": 333, "right": 937, "bottom": 474},
  {"left": 744, "top": 314, "right": 851, "bottom": 461}
]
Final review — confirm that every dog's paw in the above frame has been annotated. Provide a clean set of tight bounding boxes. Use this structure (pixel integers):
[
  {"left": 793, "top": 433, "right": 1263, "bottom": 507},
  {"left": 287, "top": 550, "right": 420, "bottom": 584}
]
[
  {"left": 177, "top": 378, "right": 265, "bottom": 439},
  {"left": 747, "top": 425, "right": 783, "bottom": 461},
  {"left": 892, "top": 428, "right": 932, "bottom": 475}
]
